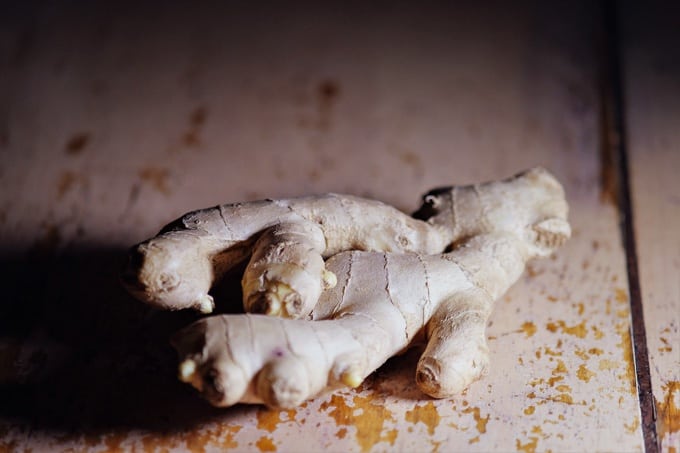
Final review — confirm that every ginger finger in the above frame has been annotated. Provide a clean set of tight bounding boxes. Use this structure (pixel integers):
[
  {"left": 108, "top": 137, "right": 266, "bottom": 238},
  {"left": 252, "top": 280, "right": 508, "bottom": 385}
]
[
  {"left": 242, "top": 222, "right": 329, "bottom": 318},
  {"left": 416, "top": 291, "right": 492, "bottom": 398}
]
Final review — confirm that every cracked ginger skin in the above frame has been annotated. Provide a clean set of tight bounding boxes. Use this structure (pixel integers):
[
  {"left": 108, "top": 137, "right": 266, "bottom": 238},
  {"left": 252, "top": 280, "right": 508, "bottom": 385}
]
[{"left": 172, "top": 168, "right": 571, "bottom": 408}]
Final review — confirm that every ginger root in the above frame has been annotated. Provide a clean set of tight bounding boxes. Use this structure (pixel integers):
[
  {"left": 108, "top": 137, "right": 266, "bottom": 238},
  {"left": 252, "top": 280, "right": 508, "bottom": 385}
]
[{"left": 166, "top": 168, "right": 570, "bottom": 408}]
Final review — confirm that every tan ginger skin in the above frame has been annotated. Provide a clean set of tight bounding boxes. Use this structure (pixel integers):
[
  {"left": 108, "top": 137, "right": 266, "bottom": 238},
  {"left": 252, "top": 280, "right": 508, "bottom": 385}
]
[{"left": 122, "top": 167, "right": 570, "bottom": 408}]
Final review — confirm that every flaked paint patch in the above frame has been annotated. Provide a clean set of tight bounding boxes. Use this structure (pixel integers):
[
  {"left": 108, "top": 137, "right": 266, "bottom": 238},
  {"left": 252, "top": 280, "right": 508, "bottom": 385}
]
[
  {"left": 405, "top": 401, "right": 441, "bottom": 435},
  {"left": 255, "top": 436, "right": 276, "bottom": 452},
  {"left": 320, "top": 393, "right": 396, "bottom": 452}
]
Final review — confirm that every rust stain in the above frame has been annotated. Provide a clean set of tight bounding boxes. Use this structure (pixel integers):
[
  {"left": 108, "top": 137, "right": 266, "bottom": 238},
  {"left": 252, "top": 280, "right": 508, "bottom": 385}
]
[
  {"left": 65, "top": 132, "right": 90, "bottom": 155},
  {"left": 575, "top": 302, "right": 585, "bottom": 316},
  {"left": 404, "top": 401, "right": 441, "bottom": 435},
  {"left": 139, "top": 167, "right": 171, "bottom": 195},
  {"left": 574, "top": 348, "right": 589, "bottom": 360},
  {"left": 516, "top": 436, "right": 539, "bottom": 453},
  {"left": 616, "top": 324, "right": 637, "bottom": 395},
  {"left": 523, "top": 406, "right": 535, "bottom": 415},
  {"left": 56, "top": 171, "right": 87, "bottom": 199},
  {"left": 659, "top": 336, "right": 673, "bottom": 353},
  {"left": 656, "top": 381, "right": 680, "bottom": 439},
  {"left": 614, "top": 287, "right": 628, "bottom": 303},
  {"left": 520, "top": 321, "right": 537, "bottom": 337},
  {"left": 624, "top": 417, "right": 641, "bottom": 434},
  {"left": 461, "top": 406, "right": 490, "bottom": 436},
  {"left": 256, "top": 408, "right": 296, "bottom": 433},
  {"left": 182, "top": 106, "right": 208, "bottom": 147},
  {"left": 546, "top": 320, "right": 588, "bottom": 338},
  {"left": 591, "top": 325, "right": 605, "bottom": 340},
  {"left": 320, "top": 393, "right": 396, "bottom": 452},
  {"left": 255, "top": 436, "right": 277, "bottom": 452},
  {"left": 577, "top": 364, "right": 596, "bottom": 383},
  {"left": 318, "top": 80, "right": 340, "bottom": 104},
  {"left": 335, "top": 428, "right": 348, "bottom": 439}
]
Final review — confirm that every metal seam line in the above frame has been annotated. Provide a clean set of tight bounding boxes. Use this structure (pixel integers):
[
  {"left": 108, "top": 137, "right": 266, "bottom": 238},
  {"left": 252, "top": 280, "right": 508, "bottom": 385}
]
[{"left": 602, "top": 1, "right": 658, "bottom": 451}]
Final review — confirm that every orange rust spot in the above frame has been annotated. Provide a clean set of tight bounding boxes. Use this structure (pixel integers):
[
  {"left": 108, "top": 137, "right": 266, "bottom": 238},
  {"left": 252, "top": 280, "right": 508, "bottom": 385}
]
[
  {"left": 588, "top": 347, "right": 604, "bottom": 355},
  {"left": 405, "top": 401, "right": 441, "bottom": 435},
  {"left": 577, "top": 364, "right": 596, "bottom": 383},
  {"left": 468, "top": 435, "right": 480, "bottom": 444},
  {"left": 616, "top": 309, "right": 629, "bottom": 319},
  {"left": 139, "top": 167, "right": 171, "bottom": 195},
  {"left": 624, "top": 417, "right": 641, "bottom": 434},
  {"left": 546, "top": 320, "right": 588, "bottom": 338},
  {"left": 575, "top": 302, "right": 585, "bottom": 316},
  {"left": 182, "top": 107, "right": 208, "bottom": 147},
  {"left": 658, "top": 337, "right": 673, "bottom": 353},
  {"left": 320, "top": 393, "right": 396, "bottom": 452},
  {"left": 549, "top": 393, "right": 575, "bottom": 405},
  {"left": 614, "top": 287, "right": 628, "bottom": 304},
  {"left": 656, "top": 381, "right": 680, "bottom": 439},
  {"left": 544, "top": 347, "right": 561, "bottom": 357},
  {"left": 256, "top": 408, "right": 296, "bottom": 433},
  {"left": 65, "top": 132, "right": 90, "bottom": 155},
  {"left": 616, "top": 325, "right": 637, "bottom": 395},
  {"left": 520, "top": 321, "right": 537, "bottom": 337},
  {"left": 548, "top": 375, "right": 565, "bottom": 387},
  {"left": 516, "top": 436, "right": 539, "bottom": 453},
  {"left": 575, "top": 348, "right": 589, "bottom": 360},
  {"left": 523, "top": 406, "right": 535, "bottom": 415},
  {"left": 255, "top": 436, "right": 276, "bottom": 452},
  {"left": 552, "top": 360, "right": 568, "bottom": 376},
  {"left": 336, "top": 428, "right": 348, "bottom": 439},
  {"left": 592, "top": 325, "right": 605, "bottom": 340},
  {"left": 462, "top": 406, "right": 490, "bottom": 435},
  {"left": 546, "top": 295, "right": 558, "bottom": 302},
  {"left": 555, "top": 384, "right": 572, "bottom": 393}
]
